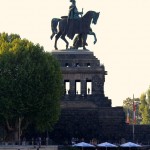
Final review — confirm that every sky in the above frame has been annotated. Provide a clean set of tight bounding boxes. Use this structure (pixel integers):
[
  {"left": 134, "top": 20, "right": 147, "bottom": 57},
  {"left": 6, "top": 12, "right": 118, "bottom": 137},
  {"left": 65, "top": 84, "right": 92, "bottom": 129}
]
[{"left": 0, "top": 0, "right": 150, "bottom": 106}]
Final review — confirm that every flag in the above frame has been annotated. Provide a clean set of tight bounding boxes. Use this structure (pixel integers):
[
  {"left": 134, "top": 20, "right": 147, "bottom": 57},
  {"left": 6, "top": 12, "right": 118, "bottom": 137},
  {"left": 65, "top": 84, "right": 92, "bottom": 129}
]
[
  {"left": 126, "top": 109, "right": 130, "bottom": 124},
  {"left": 133, "top": 101, "right": 136, "bottom": 124}
]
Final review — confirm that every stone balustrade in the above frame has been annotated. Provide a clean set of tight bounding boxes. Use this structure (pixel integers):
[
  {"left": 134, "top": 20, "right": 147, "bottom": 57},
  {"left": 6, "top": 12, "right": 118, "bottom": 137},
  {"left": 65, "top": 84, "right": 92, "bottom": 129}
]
[{"left": 0, "top": 145, "right": 58, "bottom": 150}]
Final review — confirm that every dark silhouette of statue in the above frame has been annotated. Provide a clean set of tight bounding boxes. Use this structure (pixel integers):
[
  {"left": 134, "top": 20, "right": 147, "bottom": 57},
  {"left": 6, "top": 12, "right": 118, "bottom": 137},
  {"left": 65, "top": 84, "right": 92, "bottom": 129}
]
[
  {"left": 50, "top": 18, "right": 61, "bottom": 40},
  {"left": 50, "top": 0, "right": 100, "bottom": 50},
  {"left": 50, "top": 11, "right": 100, "bottom": 50},
  {"left": 73, "top": 28, "right": 97, "bottom": 49},
  {"left": 67, "top": 0, "right": 83, "bottom": 39},
  {"left": 68, "top": 0, "right": 83, "bottom": 19}
]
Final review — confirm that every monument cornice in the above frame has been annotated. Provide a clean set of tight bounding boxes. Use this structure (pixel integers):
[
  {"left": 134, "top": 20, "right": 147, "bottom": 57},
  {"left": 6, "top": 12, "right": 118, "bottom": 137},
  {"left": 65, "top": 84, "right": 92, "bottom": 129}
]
[{"left": 61, "top": 68, "right": 107, "bottom": 74}]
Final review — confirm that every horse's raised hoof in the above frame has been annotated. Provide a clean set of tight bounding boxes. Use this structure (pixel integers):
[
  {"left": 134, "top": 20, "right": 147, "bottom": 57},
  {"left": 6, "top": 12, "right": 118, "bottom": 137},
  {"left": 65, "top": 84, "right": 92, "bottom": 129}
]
[
  {"left": 94, "top": 40, "right": 97, "bottom": 44},
  {"left": 55, "top": 47, "right": 58, "bottom": 50}
]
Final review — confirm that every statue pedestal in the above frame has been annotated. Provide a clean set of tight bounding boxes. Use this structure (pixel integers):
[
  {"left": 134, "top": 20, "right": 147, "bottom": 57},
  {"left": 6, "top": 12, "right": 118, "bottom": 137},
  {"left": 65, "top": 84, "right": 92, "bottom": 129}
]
[{"left": 52, "top": 49, "right": 111, "bottom": 107}]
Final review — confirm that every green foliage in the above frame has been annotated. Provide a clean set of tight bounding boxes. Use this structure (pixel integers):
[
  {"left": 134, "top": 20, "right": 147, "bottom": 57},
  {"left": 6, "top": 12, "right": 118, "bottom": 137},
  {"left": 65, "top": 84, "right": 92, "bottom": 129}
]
[
  {"left": 147, "top": 87, "right": 150, "bottom": 105},
  {"left": 0, "top": 33, "right": 63, "bottom": 140},
  {"left": 123, "top": 97, "right": 140, "bottom": 124},
  {"left": 142, "top": 105, "right": 150, "bottom": 124},
  {"left": 139, "top": 88, "right": 150, "bottom": 124},
  {"left": 139, "top": 93, "right": 147, "bottom": 114},
  {"left": 123, "top": 86, "right": 150, "bottom": 125}
]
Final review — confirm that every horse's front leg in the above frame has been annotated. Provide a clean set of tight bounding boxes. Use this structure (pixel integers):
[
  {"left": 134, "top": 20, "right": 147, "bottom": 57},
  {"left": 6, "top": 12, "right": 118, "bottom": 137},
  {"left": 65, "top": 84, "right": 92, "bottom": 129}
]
[
  {"left": 50, "top": 32, "right": 55, "bottom": 40},
  {"left": 93, "top": 32, "right": 97, "bottom": 44},
  {"left": 61, "top": 35, "right": 69, "bottom": 49},
  {"left": 54, "top": 31, "right": 61, "bottom": 50},
  {"left": 88, "top": 31, "right": 97, "bottom": 44}
]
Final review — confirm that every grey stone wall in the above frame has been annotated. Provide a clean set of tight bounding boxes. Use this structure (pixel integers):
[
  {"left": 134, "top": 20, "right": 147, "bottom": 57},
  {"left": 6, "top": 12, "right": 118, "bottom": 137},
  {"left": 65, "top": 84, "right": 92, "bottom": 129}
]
[{"left": 50, "top": 107, "right": 126, "bottom": 144}]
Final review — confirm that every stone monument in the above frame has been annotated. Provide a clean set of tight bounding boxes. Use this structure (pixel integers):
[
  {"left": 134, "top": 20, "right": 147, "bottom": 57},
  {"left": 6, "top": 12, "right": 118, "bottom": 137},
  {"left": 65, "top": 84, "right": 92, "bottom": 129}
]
[
  {"left": 50, "top": 49, "right": 126, "bottom": 144},
  {"left": 49, "top": 0, "right": 150, "bottom": 145}
]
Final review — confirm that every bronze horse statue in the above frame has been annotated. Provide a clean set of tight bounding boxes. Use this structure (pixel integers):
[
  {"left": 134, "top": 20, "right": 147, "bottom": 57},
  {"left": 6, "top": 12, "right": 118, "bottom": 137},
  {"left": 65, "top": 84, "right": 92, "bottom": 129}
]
[
  {"left": 50, "top": 11, "right": 100, "bottom": 50},
  {"left": 72, "top": 28, "right": 97, "bottom": 49}
]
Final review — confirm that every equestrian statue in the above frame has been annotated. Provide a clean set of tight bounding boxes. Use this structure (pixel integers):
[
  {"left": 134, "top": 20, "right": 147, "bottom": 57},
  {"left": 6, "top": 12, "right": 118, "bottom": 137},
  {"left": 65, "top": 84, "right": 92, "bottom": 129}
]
[{"left": 50, "top": 0, "right": 100, "bottom": 50}]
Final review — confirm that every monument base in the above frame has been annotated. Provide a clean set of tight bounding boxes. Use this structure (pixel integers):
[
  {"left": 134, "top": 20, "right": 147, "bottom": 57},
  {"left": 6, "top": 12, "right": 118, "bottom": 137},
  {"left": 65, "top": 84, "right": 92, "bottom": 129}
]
[{"left": 49, "top": 49, "right": 150, "bottom": 144}]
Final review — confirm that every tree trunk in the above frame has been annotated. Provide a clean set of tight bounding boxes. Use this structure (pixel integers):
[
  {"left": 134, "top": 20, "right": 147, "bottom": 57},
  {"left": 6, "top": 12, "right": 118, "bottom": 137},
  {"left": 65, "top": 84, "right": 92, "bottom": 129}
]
[
  {"left": 5, "top": 118, "right": 22, "bottom": 143},
  {"left": 5, "top": 130, "right": 19, "bottom": 143}
]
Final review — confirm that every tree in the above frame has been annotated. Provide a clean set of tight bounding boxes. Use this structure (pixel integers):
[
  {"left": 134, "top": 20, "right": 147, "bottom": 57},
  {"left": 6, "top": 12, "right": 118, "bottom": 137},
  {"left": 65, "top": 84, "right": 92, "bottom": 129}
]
[
  {"left": 123, "top": 97, "right": 140, "bottom": 124},
  {"left": 0, "top": 33, "right": 63, "bottom": 142},
  {"left": 123, "top": 97, "right": 133, "bottom": 124},
  {"left": 147, "top": 87, "right": 150, "bottom": 105},
  {"left": 139, "top": 89, "right": 150, "bottom": 124}
]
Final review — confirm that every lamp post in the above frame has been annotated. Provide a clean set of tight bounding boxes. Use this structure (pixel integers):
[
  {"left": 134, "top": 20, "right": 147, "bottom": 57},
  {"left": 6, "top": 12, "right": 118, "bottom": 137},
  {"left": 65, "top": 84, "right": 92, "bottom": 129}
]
[
  {"left": 132, "top": 94, "right": 140, "bottom": 142},
  {"left": 132, "top": 94, "right": 135, "bottom": 142},
  {"left": 18, "top": 117, "right": 21, "bottom": 145}
]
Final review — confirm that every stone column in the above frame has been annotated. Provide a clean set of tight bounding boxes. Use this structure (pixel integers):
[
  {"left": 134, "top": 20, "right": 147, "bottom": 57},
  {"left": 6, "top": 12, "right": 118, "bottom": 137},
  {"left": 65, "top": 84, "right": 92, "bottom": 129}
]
[
  {"left": 81, "top": 80, "right": 86, "bottom": 96},
  {"left": 70, "top": 80, "right": 75, "bottom": 95}
]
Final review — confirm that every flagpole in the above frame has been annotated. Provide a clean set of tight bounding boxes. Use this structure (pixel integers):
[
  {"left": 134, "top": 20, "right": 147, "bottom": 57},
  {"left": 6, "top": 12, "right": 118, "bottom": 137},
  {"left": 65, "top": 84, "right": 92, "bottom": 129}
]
[
  {"left": 132, "top": 94, "right": 135, "bottom": 142},
  {"left": 132, "top": 119, "right": 134, "bottom": 142},
  {"left": 126, "top": 109, "right": 130, "bottom": 124}
]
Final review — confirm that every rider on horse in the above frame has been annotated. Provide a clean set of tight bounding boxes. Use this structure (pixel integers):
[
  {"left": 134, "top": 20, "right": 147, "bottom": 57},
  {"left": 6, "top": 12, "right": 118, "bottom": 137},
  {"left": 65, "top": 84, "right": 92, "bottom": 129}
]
[
  {"left": 68, "top": 0, "right": 83, "bottom": 19},
  {"left": 67, "top": 0, "right": 83, "bottom": 39},
  {"left": 50, "top": 0, "right": 83, "bottom": 40},
  {"left": 50, "top": 0, "right": 100, "bottom": 50}
]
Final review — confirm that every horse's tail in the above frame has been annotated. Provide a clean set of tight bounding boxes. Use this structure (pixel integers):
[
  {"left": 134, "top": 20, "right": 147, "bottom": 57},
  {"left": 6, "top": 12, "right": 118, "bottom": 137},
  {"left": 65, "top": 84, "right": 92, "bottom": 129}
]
[{"left": 50, "top": 18, "right": 61, "bottom": 40}]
